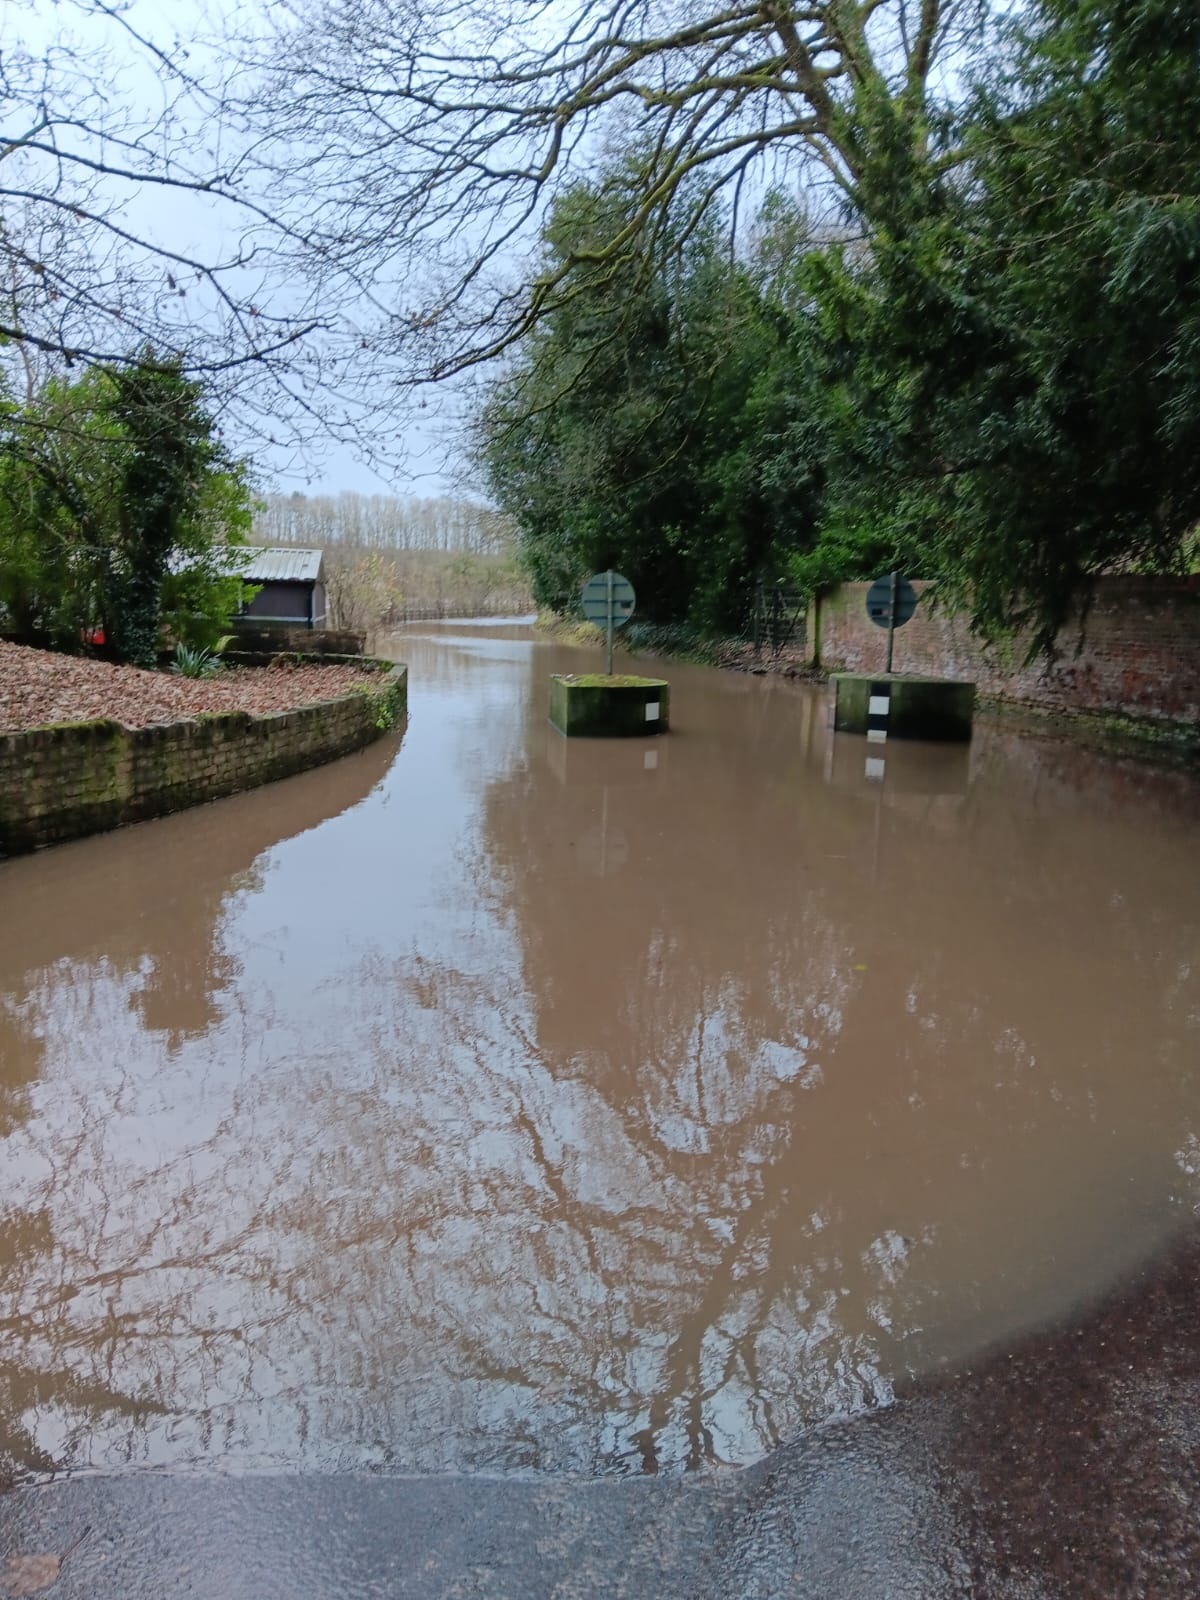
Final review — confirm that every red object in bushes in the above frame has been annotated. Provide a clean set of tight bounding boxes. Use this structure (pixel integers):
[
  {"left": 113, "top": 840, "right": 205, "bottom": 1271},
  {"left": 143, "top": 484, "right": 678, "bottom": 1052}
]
[{"left": 81, "top": 626, "right": 106, "bottom": 647}]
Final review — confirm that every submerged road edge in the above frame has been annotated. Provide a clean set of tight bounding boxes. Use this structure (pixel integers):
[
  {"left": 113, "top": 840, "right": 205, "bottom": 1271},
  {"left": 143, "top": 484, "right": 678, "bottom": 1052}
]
[{"left": 4, "top": 1230, "right": 1200, "bottom": 1599}]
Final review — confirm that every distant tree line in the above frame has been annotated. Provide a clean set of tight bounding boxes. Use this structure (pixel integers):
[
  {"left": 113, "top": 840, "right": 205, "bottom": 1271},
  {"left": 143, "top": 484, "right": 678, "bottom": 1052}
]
[
  {"left": 255, "top": 492, "right": 532, "bottom": 635},
  {"left": 255, "top": 492, "right": 516, "bottom": 556}
]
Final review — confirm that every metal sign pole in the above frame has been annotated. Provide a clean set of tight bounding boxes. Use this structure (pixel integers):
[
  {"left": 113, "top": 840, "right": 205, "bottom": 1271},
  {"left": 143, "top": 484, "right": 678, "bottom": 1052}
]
[
  {"left": 606, "top": 568, "right": 615, "bottom": 676},
  {"left": 886, "top": 570, "right": 898, "bottom": 675}
]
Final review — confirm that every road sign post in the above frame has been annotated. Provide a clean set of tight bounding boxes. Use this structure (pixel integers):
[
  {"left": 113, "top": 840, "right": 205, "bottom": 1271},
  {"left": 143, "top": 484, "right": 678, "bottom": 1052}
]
[
  {"left": 552, "top": 571, "right": 669, "bottom": 738},
  {"left": 580, "top": 571, "right": 636, "bottom": 675},
  {"left": 607, "top": 568, "right": 614, "bottom": 676},
  {"left": 865, "top": 572, "right": 918, "bottom": 674},
  {"left": 833, "top": 572, "right": 972, "bottom": 742}
]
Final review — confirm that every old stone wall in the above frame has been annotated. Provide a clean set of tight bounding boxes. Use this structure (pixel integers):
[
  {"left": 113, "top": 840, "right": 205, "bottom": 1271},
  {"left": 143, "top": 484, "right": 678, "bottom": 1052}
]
[
  {"left": 224, "top": 625, "right": 366, "bottom": 656},
  {"left": 815, "top": 578, "right": 1200, "bottom": 728},
  {"left": 0, "top": 664, "right": 406, "bottom": 857}
]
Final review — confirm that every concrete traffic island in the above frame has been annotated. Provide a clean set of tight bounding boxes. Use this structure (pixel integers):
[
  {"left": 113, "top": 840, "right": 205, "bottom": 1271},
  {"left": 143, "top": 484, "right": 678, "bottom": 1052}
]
[
  {"left": 832, "top": 672, "right": 975, "bottom": 741},
  {"left": 549, "top": 674, "right": 669, "bottom": 737}
]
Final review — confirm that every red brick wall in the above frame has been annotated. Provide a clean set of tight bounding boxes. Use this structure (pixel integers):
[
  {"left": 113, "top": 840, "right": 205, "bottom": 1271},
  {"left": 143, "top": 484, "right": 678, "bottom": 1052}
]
[{"left": 816, "top": 578, "right": 1200, "bottom": 725}]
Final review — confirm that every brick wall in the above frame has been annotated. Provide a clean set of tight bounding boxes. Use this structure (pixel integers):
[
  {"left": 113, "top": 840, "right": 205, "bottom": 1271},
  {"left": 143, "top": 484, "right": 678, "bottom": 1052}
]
[
  {"left": 816, "top": 578, "right": 1200, "bottom": 727},
  {"left": 0, "top": 664, "right": 406, "bottom": 858}
]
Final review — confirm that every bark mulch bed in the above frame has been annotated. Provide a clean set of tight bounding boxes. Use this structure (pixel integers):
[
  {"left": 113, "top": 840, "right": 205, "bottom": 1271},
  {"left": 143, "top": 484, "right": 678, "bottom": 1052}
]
[{"left": 0, "top": 641, "right": 382, "bottom": 734}]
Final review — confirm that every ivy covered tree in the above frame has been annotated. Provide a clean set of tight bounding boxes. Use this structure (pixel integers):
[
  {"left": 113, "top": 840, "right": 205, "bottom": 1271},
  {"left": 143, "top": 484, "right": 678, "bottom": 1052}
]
[
  {"left": 0, "top": 357, "right": 254, "bottom": 662},
  {"left": 106, "top": 362, "right": 225, "bottom": 666},
  {"left": 481, "top": 0, "right": 1200, "bottom": 649},
  {"left": 794, "top": 0, "right": 1200, "bottom": 647},
  {"left": 949, "top": 0, "right": 1200, "bottom": 641}
]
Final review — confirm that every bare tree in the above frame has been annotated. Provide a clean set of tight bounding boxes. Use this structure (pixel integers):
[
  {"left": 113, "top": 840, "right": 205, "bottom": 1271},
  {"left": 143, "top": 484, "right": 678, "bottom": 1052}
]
[
  {"left": 0, "top": 0, "right": 379, "bottom": 458},
  {"left": 252, "top": 0, "right": 988, "bottom": 382},
  {"left": 3, "top": 0, "right": 988, "bottom": 454},
  {"left": 322, "top": 547, "right": 405, "bottom": 633}
]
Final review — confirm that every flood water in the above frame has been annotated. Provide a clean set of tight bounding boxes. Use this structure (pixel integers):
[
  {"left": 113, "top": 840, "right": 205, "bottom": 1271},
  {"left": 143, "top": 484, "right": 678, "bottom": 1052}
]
[{"left": 1, "top": 621, "right": 1198, "bottom": 1480}]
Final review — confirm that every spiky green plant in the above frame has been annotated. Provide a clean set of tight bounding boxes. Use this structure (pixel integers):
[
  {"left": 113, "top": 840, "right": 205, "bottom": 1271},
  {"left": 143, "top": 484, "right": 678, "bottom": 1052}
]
[{"left": 169, "top": 641, "right": 223, "bottom": 679}]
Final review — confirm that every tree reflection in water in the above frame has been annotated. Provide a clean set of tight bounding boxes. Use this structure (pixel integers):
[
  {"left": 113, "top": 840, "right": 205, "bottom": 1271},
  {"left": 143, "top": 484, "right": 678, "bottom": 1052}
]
[{"left": 0, "top": 632, "right": 1197, "bottom": 1480}]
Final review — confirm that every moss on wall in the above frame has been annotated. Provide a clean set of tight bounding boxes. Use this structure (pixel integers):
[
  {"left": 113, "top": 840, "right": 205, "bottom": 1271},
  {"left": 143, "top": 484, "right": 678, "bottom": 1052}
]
[{"left": 0, "top": 663, "right": 407, "bottom": 858}]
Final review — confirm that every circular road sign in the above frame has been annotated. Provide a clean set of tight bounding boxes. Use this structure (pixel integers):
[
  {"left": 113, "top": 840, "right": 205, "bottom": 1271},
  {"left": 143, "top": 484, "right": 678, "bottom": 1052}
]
[
  {"left": 866, "top": 574, "right": 918, "bottom": 629},
  {"left": 581, "top": 570, "right": 636, "bottom": 629}
]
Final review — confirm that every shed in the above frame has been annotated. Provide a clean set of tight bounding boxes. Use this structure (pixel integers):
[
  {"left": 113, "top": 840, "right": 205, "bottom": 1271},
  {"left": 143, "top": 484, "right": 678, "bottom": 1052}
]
[{"left": 235, "top": 547, "right": 328, "bottom": 630}]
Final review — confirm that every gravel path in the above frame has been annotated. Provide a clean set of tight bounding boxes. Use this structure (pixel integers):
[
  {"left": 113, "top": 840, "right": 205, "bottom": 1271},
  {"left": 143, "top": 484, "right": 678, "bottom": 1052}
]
[{"left": 0, "top": 641, "right": 381, "bottom": 733}]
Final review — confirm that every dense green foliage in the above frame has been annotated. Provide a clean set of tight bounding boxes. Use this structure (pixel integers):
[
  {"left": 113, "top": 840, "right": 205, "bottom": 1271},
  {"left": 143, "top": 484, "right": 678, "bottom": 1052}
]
[
  {"left": 811, "top": 0, "right": 1200, "bottom": 647},
  {"left": 958, "top": 0, "right": 1200, "bottom": 639},
  {"left": 479, "top": 177, "right": 826, "bottom": 634},
  {"left": 480, "top": 0, "right": 1200, "bottom": 650},
  {"left": 0, "top": 358, "right": 255, "bottom": 664}
]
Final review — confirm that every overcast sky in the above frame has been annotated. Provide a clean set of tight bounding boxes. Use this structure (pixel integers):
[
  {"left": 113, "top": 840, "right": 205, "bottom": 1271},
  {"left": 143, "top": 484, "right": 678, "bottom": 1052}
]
[{"left": 6, "top": 0, "right": 473, "bottom": 501}]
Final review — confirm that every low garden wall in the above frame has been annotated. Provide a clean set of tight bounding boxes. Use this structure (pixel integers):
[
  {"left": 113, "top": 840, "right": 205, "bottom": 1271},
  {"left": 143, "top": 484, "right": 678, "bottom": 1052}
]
[
  {"left": 0, "top": 663, "right": 406, "bottom": 858},
  {"left": 224, "top": 624, "right": 366, "bottom": 655}
]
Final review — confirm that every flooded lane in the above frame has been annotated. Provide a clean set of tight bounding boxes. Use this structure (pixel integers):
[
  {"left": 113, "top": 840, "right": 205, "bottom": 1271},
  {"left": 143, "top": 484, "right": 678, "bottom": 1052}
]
[{"left": 0, "top": 623, "right": 1198, "bottom": 1479}]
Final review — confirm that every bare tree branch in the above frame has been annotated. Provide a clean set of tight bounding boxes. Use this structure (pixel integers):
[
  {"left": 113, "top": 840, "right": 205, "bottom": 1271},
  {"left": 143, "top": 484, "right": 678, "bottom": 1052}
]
[
  {"left": 244, "top": 0, "right": 984, "bottom": 382},
  {"left": 0, "top": 0, "right": 394, "bottom": 463}
]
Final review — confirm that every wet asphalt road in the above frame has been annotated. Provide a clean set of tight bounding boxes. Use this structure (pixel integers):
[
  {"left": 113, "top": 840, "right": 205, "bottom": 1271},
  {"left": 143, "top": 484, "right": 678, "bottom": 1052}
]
[{"left": 5, "top": 1234, "right": 1200, "bottom": 1598}]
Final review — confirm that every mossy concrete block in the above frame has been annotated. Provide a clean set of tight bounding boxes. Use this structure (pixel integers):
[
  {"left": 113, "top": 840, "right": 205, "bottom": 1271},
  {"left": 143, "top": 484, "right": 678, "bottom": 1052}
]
[
  {"left": 549, "top": 674, "right": 669, "bottom": 737},
  {"left": 832, "top": 672, "right": 975, "bottom": 742}
]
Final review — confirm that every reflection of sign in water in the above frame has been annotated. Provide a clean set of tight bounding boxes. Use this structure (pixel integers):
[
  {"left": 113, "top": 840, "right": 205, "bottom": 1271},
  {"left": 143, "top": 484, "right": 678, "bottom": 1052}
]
[
  {"left": 576, "top": 823, "right": 629, "bottom": 878},
  {"left": 825, "top": 733, "right": 971, "bottom": 797},
  {"left": 576, "top": 786, "right": 628, "bottom": 877},
  {"left": 547, "top": 733, "right": 666, "bottom": 787}
]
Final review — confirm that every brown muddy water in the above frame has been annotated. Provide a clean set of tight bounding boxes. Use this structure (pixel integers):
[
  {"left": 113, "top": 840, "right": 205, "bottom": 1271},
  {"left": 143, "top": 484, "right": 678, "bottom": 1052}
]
[{"left": 0, "top": 621, "right": 1197, "bottom": 1481}]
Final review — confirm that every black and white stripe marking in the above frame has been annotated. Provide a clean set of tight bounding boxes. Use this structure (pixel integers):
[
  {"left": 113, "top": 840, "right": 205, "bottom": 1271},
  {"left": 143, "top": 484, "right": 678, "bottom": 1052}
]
[{"left": 866, "top": 680, "right": 890, "bottom": 779}]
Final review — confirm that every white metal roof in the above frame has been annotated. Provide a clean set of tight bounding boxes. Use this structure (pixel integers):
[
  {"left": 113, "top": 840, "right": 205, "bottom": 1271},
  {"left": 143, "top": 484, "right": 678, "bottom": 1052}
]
[
  {"left": 168, "top": 546, "right": 324, "bottom": 582},
  {"left": 238, "top": 546, "right": 324, "bottom": 584}
]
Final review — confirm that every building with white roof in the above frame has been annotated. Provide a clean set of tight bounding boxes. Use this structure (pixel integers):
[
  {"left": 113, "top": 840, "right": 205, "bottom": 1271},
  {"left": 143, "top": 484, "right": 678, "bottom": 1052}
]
[{"left": 234, "top": 547, "right": 328, "bottom": 630}]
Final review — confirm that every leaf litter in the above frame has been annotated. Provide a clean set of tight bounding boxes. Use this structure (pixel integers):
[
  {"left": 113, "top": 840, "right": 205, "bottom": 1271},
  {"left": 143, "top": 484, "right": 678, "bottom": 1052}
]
[{"left": 0, "top": 641, "right": 380, "bottom": 733}]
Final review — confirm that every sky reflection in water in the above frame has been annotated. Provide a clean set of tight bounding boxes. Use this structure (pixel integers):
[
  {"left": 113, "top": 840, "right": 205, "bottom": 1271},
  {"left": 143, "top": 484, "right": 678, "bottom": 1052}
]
[{"left": 0, "top": 624, "right": 1197, "bottom": 1479}]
